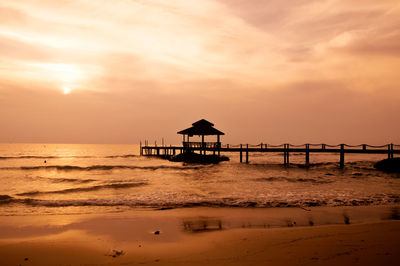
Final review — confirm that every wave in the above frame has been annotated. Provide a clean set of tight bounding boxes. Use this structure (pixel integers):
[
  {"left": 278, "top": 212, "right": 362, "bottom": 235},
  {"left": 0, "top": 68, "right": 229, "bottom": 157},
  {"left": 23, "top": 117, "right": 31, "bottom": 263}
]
[
  {"left": 16, "top": 182, "right": 148, "bottom": 196},
  {"left": 0, "top": 164, "right": 203, "bottom": 171},
  {"left": 0, "top": 154, "right": 139, "bottom": 160},
  {"left": 3, "top": 194, "right": 400, "bottom": 208},
  {"left": 0, "top": 156, "right": 59, "bottom": 160},
  {"left": 253, "top": 177, "right": 333, "bottom": 184},
  {"left": 28, "top": 175, "right": 96, "bottom": 183},
  {"left": 105, "top": 154, "right": 139, "bottom": 158},
  {"left": 248, "top": 162, "right": 339, "bottom": 169},
  {"left": 0, "top": 194, "right": 14, "bottom": 204},
  {"left": 50, "top": 177, "right": 97, "bottom": 184},
  {"left": 0, "top": 155, "right": 93, "bottom": 160}
]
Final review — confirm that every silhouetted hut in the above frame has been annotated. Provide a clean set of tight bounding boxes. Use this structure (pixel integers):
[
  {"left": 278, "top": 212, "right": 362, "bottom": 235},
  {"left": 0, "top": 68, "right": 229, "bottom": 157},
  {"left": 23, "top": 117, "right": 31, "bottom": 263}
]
[{"left": 177, "top": 119, "right": 224, "bottom": 154}]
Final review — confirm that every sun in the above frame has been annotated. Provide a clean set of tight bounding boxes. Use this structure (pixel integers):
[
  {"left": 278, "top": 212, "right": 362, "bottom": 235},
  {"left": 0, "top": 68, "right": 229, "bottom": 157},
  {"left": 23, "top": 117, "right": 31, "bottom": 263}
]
[{"left": 63, "top": 87, "right": 71, "bottom": 94}]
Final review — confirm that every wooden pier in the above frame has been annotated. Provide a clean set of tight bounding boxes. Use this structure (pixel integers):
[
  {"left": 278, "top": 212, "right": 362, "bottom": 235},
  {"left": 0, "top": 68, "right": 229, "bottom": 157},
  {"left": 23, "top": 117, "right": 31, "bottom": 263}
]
[
  {"left": 141, "top": 119, "right": 398, "bottom": 168},
  {"left": 140, "top": 142, "right": 399, "bottom": 168}
]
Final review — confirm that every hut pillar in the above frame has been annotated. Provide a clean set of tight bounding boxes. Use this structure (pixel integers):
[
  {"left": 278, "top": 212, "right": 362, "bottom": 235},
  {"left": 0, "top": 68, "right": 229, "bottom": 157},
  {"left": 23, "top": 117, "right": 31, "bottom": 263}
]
[
  {"left": 202, "top": 135, "right": 205, "bottom": 155},
  {"left": 217, "top": 135, "right": 221, "bottom": 156}
]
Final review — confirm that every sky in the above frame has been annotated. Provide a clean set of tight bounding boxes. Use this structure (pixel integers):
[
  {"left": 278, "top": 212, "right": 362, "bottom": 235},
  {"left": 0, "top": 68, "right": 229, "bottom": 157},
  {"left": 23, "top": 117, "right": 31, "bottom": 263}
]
[{"left": 0, "top": 0, "right": 400, "bottom": 145}]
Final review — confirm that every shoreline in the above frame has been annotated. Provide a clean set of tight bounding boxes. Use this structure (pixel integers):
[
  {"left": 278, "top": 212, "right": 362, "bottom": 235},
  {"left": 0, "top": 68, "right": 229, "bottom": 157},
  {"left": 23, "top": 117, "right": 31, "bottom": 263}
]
[{"left": 1, "top": 205, "right": 400, "bottom": 265}]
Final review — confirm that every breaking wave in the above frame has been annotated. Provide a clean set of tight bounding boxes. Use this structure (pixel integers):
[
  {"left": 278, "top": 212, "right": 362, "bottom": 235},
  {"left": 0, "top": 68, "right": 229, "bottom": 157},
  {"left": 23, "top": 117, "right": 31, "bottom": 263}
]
[
  {"left": 16, "top": 182, "right": 148, "bottom": 196},
  {"left": 3, "top": 194, "right": 400, "bottom": 208}
]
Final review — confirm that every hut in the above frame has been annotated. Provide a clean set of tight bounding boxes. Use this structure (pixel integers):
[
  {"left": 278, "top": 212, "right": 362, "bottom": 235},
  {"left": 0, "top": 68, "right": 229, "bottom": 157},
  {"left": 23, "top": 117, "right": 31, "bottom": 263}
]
[
  {"left": 171, "top": 119, "right": 228, "bottom": 163},
  {"left": 177, "top": 119, "right": 224, "bottom": 154}
]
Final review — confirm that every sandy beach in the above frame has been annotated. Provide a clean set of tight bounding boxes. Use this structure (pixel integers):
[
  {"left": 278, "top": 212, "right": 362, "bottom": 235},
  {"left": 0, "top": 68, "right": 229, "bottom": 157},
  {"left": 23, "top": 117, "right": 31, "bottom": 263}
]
[{"left": 1, "top": 206, "right": 399, "bottom": 266}]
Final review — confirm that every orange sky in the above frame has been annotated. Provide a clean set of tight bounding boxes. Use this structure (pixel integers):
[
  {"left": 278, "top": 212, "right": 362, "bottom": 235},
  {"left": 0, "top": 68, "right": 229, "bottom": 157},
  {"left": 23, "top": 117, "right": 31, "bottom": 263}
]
[{"left": 1, "top": 0, "right": 400, "bottom": 144}]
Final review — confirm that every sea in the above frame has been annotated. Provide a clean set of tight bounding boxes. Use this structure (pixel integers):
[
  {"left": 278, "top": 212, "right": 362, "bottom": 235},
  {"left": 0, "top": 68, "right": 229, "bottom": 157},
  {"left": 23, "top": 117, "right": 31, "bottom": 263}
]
[{"left": 0, "top": 143, "right": 399, "bottom": 216}]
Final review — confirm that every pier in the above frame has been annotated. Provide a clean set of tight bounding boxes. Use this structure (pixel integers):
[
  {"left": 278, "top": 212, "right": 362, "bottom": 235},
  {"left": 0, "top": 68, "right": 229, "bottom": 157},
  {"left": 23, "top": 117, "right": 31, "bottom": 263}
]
[
  {"left": 140, "top": 119, "right": 399, "bottom": 168},
  {"left": 141, "top": 142, "right": 399, "bottom": 168}
]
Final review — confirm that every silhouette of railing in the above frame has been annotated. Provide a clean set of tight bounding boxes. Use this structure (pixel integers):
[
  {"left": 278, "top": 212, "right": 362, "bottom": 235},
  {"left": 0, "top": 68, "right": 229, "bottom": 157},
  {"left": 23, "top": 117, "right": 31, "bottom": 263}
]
[{"left": 183, "top": 141, "right": 221, "bottom": 149}]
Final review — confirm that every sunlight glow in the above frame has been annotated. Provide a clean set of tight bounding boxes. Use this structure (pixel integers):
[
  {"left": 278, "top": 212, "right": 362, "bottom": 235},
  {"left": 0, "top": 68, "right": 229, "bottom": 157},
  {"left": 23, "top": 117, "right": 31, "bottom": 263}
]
[
  {"left": 63, "top": 87, "right": 71, "bottom": 94},
  {"left": 23, "top": 62, "right": 89, "bottom": 93},
  {"left": 36, "top": 63, "right": 84, "bottom": 83}
]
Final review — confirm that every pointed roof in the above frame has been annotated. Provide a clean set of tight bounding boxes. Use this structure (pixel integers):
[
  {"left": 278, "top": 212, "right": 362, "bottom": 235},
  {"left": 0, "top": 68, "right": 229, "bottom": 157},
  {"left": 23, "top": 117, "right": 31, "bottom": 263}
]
[
  {"left": 177, "top": 119, "right": 224, "bottom": 136},
  {"left": 192, "top": 119, "right": 214, "bottom": 127}
]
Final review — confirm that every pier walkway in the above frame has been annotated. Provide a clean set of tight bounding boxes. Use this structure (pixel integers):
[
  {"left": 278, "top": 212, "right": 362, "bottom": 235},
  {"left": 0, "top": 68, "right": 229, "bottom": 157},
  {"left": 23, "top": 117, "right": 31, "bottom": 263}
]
[{"left": 140, "top": 143, "right": 399, "bottom": 168}]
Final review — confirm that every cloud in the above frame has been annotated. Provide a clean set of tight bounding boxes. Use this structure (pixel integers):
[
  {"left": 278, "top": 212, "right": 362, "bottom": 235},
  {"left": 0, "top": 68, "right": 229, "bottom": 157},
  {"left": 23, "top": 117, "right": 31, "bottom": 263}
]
[{"left": 0, "top": 0, "right": 400, "bottom": 143}]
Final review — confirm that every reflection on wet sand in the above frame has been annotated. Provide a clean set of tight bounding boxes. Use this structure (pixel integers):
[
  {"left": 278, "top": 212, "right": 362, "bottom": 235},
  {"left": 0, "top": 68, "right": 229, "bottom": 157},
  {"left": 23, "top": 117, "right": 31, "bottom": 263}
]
[{"left": 183, "top": 217, "right": 223, "bottom": 233}]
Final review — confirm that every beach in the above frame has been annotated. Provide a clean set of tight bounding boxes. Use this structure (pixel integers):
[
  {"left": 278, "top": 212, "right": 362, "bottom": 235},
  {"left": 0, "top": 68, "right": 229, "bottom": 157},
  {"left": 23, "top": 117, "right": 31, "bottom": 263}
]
[
  {"left": 1, "top": 206, "right": 400, "bottom": 266},
  {"left": 1, "top": 144, "right": 400, "bottom": 265}
]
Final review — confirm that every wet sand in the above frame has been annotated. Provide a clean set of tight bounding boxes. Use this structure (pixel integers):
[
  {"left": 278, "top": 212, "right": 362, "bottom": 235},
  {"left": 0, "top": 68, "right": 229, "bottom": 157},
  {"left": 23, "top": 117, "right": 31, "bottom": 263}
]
[{"left": 0, "top": 206, "right": 399, "bottom": 265}]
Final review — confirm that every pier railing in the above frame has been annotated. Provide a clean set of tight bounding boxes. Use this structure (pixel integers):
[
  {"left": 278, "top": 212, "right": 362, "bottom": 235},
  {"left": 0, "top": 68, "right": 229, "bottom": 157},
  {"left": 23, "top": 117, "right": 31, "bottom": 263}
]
[
  {"left": 183, "top": 141, "right": 221, "bottom": 149},
  {"left": 140, "top": 142, "right": 399, "bottom": 168}
]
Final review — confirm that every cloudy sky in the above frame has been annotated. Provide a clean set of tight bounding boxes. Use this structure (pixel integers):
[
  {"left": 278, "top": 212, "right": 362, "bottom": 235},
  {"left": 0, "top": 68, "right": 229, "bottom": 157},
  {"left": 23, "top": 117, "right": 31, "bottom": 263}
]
[{"left": 1, "top": 0, "right": 399, "bottom": 144}]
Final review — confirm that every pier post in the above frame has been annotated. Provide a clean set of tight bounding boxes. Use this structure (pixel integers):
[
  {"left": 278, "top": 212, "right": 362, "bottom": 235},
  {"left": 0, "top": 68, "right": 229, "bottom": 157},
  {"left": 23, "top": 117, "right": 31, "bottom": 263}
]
[
  {"left": 246, "top": 144, "right": 249, "bottom": 164},
  {"left": 284, "top": 144, "right": 286, "bottom": 165},
  {"left": 286, "top": 144, "right": 290, "bottom": 165},
  {"left": 340, "top": 144, "right": 345, "bottom": 169},
  {"left": 388, "top": 144, "right": 394, "bottom": 159},
  {"left": 284, "top": 144, "right": 287, "bottom": 165},
  {"left": 240, "top": 144, "right": 243, "bottom": 163},
  {"left": 260, "top": 143, "right": 263, "bottom": 150},
  {"left": 157, "top": 148, "right": 160, "bottom": 156},
  {"left": 305, "top": 144, "right": 310, "bottom": 165},
  {"left": 140, "top": 141, "right": 142, "bottom": 156}
]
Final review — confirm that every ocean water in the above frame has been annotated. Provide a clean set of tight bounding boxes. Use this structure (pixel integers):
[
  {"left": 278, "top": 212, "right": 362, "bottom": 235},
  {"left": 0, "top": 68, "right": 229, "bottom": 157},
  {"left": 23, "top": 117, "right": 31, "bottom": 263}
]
[{"left": 0, "top": 143, "right": 399, "bottom": 215}]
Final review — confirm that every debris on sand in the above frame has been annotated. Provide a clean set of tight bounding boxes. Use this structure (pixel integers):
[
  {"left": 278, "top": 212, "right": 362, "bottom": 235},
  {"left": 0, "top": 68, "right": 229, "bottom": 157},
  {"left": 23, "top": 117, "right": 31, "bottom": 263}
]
[{"left": 107, "top": 249, "right": 124, "bottom": 258}]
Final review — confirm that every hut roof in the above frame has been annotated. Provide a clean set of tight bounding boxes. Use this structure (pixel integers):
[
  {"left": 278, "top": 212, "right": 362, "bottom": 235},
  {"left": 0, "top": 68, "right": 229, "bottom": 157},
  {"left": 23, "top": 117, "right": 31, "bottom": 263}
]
[
  {"left": 177, "top": 119, "right": 224, "bottom": 136},
  {"left": 192, "top": 119, "right": 214, "bottom": 127}
]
